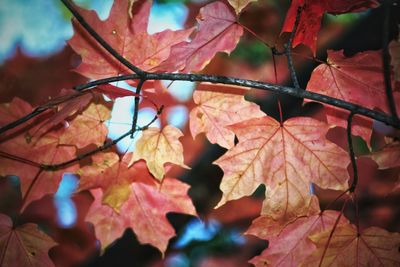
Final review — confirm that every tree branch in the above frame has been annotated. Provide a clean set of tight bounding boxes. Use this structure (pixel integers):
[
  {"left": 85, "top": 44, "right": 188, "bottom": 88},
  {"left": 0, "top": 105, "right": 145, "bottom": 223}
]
[
  {"left": 2, "top": 72, "right": 400, "bottom": 136},
  {"left": 80, "top": 72, "right": 400, "bottom": 129}
]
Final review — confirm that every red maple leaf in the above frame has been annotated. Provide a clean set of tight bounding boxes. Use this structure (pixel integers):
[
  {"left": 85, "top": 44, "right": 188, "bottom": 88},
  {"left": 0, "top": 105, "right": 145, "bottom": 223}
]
[
  {"left": 307, "top": 50, "right": 400, "bottom": 143},
  {"left": 155, "top": 1, "right": 243, "bottom": 73},
  {"left": 0, "top": 213, "right": 56, "bottom": 267},
  {"left": 282, "top": 0, "right": 378, "bottom": 54},
  {"left": 69, "top": 0, "right": 194, "bottom": 79}
]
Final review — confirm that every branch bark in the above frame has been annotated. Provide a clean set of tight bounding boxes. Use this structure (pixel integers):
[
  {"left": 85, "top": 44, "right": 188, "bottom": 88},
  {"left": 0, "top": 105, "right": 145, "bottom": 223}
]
[{"left": 1, "top": 72, "right": 400, "bottom": 137}]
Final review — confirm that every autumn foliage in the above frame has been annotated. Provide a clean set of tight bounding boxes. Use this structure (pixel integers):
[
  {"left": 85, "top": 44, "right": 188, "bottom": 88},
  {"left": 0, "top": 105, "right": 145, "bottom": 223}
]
[{"left": 0, "top": 0, "right": 400, "bottom": 266}]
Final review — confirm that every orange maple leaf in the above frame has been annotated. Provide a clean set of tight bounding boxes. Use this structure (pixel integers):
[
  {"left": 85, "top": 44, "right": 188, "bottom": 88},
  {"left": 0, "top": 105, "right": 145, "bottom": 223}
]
[
  {"left": 214, "top": 116, "right": 349, "bottom": 222},
  {"left": 59, "top": 97, "right": 111, "bottom": 148},
  {"left": 78, "top": 152, "right": 154, "bottom": 211},
  {"left": 128, "top": 125, "right": 189, "bottom": 181},
  {"left": 86, "top": 178, "right": 196, "bottom": 254},
  {"left": 303, "top": 224, "right": 400, "bottom": 266},
  {"left": 190, "top": 86, "right": 265, "bottom": 149},
  {"left": 247, "top": 208, "right": 349, "bottom": 266}
]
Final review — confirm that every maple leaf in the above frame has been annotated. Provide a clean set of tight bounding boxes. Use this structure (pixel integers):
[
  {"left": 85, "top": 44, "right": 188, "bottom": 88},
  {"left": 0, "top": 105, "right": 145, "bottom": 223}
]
[
  {"left": 78, "top": 152, "right": 154, "bottom": 211},
  {"left": 59, "top": 96, "right": 112, "bottom": 148},
  {"left": 0, "top": 213, "right": 56, "bottom": 267},
  {"left": 370, "top": 142, "right": 400, "bottom": 169},
  {"left": 86, "top": 178, "right": 196, "bottom": 254},
  {"left": 155, "top": 1, "right": 243, "bottom": 73},
  {"left": 227, "top": 0, "right": 258, "bottom": 15},
  {"left": 68, "top": 0, "right": 194, "bottom": 79},
  {"left": 247, "top": 209, "right": 349, "bottom": 267},
  {"left": 307, "top": 50, "right": 399, "bottom": 143},
  {"left": 282, "top": 0, "right": 378, "bottom": 55},
  {"left": 128, "top": 125, "right": 189, "bottom": 181},
  {"left": 189, "top": 85, "right": 265, "bottom": 149},
  {"left": 302, "top": 224, "right": 400, "bottom": 266},
  {"left": 214, "top": 116, "right": 349, "bottom": 222},
  {"left": 0, "top": 99, "right": 78, "bottom": 208}
]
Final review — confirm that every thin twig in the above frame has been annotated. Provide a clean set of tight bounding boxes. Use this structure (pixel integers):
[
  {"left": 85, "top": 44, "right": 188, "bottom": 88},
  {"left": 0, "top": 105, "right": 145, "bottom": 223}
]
[
  {"left": 131, "top": 79, "right": 145, "bottom": 137},
  {"left": 60, "top": 0, "right": 145, "bottom": 77},
  {"left": 347, "top": 112, "right": 358, "bottom": 193},
  {"left": 382, "top": 0, "right": 399, "bottom": 121},
  {"left": 284, "top": 6, "right": 302, "bottom": 89}
]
